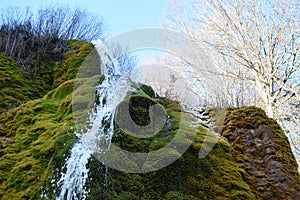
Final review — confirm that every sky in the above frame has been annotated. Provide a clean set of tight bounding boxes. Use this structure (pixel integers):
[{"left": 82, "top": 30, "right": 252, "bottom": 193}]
[{"left": 0, "top": 0, "right": 170, "bottom": 36}]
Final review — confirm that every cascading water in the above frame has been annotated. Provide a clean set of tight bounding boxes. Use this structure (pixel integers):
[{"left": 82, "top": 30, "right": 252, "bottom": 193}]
[
  {"left": 56, "top": 45, "right": 133, "bottom": 199},
  {"left": 56, "top": 142, "right": 91, "bottom": 200},
  {"left": 80, "top": 67, "right": 133, "bottom": 192}
]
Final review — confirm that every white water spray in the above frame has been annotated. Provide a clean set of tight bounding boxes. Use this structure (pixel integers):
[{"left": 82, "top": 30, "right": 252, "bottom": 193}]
[
  {"left": 56, "top": 44, "right": 133, "bottom": 199},
  {"left": 56, "top": 142, "right": 90, "bottom": 200}
]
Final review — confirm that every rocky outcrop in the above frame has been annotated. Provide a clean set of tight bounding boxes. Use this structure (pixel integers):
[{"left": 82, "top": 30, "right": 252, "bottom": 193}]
[{"left": 221, "top": 106, "right": 300, "bottom": 199}]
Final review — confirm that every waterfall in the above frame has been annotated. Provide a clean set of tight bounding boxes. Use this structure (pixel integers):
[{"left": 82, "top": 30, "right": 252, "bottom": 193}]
[
  {"left": 56, "top": 45, "right": 133, "bottom": 199},
  {"left": 56, "top": 142, "right": 90, "bottom": 200}
]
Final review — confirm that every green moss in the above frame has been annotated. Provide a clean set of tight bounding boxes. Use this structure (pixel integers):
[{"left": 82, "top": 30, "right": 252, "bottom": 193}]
[
  {"left": 0, "top": 68, "right": 81, "bottom": 199},
  {"left": 112, "top": 90, "right": 180, "bottom": 155},
  {"left": 0, "top": 40, "right": 97, "bottom": 197},
  {"left": 53, "top": 40, "right": 97, "bottom": 88},
  {"left": 86, "top": 90, "right": 256, "bottom": 200},
  {"left": 0, "top": 40, "right": 96, "bottom": 115},
  {"left": 1, "top": 38, "right": 297, "bottom": 200},
  {"left": 165, "top": 191, "right": 189, "bottom": 200},
  {"left": 54, "top": 132, "right": 77, "bottom": 161},
  {"left": 0, "top": 85, "right": 259, "bottom": 200},
  {"left": 219, "top": 106, "right": 300, "bottom": 199},
  {"left": 0, "top": 109, "right": 74, "bottom": 199},
  {"left": 0, "top": 53, "right": 33, "bottom": 113}
]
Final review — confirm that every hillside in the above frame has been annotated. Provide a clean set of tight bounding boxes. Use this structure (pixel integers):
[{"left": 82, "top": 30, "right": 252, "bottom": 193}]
[{"left": 0, "top": 41, "right": 299, "bottom": 200}]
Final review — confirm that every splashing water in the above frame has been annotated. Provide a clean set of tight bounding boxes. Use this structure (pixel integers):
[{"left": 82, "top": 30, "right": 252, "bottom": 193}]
[
  {"left": 81, "top": 72, "right": 133, "bottom": 157},
  {"left": 56, "top": 45, "right": 133, "bottom": 199},
  {"left": 80, "top": 69, "right": 133, "bottom": 192},
  {"left": 56, "top": 142, "right": 90, "bottom": 200}
]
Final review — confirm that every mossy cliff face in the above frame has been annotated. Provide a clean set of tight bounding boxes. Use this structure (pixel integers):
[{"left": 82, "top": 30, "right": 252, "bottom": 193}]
[
  {"left": 0, "top": 40, "right": 95, "bottom": 199},
  {"left": 0, "top": 53, "right": 33, "bottom": 114},
  {"left": 0, "top": 40, "right": 299, "bottom": 199},
  {"left": 221, "top": 106, "right": 300, "bottom": 199},
  {"left": 0, "top": 40, "right": 95, "bottom": 114},
  {"left": 86, "top": 87, "right": 256, "bottom": 200}
]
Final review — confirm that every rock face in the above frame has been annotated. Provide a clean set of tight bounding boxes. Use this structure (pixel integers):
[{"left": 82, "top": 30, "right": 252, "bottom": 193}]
[{"left": 221, "top": 107, "right": 300, "bottom": 199}]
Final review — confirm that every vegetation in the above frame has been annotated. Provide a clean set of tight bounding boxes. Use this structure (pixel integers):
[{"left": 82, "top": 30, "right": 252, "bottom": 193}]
[
  {"left": 0, "top": 53, "right": 33, "bottom": 113},
  {"left": 0, "top": 40, "right": 95, "bottom": 114},
  {"left": 0, "top": 40, "right": 95, "bottom": 199},
  {"left": 0, "top": 6, "right": 104, "bottom": 100},
  {"left": 0, "top": 4, "right": 299, "bottom": 200},
  {"left": 163, "top": 0, "right": 300, "bottom": 168},
  {"left": 220, "top": 106, "right": 300, "bottom": 199}
]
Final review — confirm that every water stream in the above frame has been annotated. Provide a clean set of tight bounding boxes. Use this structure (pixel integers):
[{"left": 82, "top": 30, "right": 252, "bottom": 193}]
[
  {"left": 56, "top": 47, "right": 133, "bottom": 199},
  {"left": 56, "top": 142, "right": 90, "bottom": 200}
]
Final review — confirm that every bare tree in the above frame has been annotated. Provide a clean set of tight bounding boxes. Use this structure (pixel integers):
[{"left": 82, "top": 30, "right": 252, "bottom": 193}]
[
  {"left": 105, "top": 42, "right": 138, "bottom": 75},
  {"left": 0, "top": 6, "right": 104, "bottom": 72},
  {"left": 163, "top": 0, "right": 300, "bottom": 168}
]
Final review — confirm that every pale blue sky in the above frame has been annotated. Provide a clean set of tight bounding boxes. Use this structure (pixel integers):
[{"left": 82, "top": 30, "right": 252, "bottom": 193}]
[{"left": 0, "top": 0, "right": 170, "bottom": 36}]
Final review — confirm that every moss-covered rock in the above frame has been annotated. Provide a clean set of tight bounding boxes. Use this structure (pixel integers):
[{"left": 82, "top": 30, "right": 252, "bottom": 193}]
[
  {"left": 0, "top": 39, "right": 299, "bottom": 200},
  {"left": 0, "top": 53, "right": 33, "bottom": 114},
  {"left": 53, "top": 40, "right": 98, "bottom": 88},
  {"left": 0, "top": 96, "right": 76, "bottom": 199},
  {"left": 0, "top": 40, "right": 96, "bottom": 199},
  {"left": 84, "top": 90, "right": 256, "bottom": 200},
  {"left": 220, "top": 106, "right": 300, "bottom": 199},
  {"left": 0, "top": 40, "right": 97, "bottom": 115}
]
